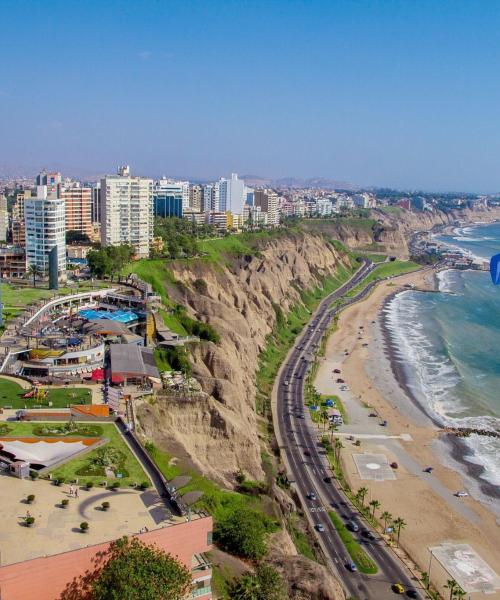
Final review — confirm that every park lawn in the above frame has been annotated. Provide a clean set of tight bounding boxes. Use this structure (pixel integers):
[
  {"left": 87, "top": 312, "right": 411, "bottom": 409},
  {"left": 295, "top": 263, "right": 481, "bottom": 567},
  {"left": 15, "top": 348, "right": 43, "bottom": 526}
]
[
  {"left": 0, "top": 378, "right": 91, "bottom": 409},
  {"left": 328, "top": 511, "right": 378, "bottom": 574},
  {"left": 345, "top": 260, "right": 420, "bottom": 299},
  {"left": 1, "top": 422, "right": 146, "bottom": 486},
  {"left": 49, "top": 423, "right": 147, "bottom": 487}
]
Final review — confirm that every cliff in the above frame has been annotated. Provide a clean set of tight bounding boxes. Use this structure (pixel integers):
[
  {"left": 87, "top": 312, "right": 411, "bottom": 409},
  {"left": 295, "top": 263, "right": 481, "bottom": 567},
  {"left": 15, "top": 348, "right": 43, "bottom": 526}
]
[{"left": 137, "top": 233, "right": 351, "bottom": 487}]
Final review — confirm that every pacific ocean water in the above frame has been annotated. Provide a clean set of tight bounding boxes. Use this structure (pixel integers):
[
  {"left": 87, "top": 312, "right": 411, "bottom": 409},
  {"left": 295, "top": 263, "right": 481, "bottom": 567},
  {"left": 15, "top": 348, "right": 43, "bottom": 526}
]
[{"left": 384, "top": 222, "right": 500, "bottom": 488}]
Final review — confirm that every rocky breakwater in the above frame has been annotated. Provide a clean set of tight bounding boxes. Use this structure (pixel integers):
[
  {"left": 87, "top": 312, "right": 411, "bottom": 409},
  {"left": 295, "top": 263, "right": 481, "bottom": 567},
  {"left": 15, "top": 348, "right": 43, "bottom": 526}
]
[{"left": 136, "top": 233, "right": 350, "bottom": 488}]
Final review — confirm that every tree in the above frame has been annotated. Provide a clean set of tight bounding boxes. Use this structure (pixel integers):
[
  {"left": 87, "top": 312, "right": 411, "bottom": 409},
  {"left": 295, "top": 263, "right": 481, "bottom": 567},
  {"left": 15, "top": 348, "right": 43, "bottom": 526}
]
[
  {"left": 66, "top": 230, "right": 91, "bottom": 245},
  {"left": 87, "top": 245, "right": 135, "bottom": 278},
  {"left": 369, "top": 499, "right": 380, "bottom": 518},
  {"left": 444, "top": 579, "right": 458, "bottom": 600},
  {"left": 356, "top": 486, "right": 368, "bottom": 507},
  {"left": 334, "top": 438, "right": 343, "bottom": 465},
  {"left": 60, "top": 536, "right": 191, "bottom": 600},
  {"left": 381, "top": 511, "right": 392, "bottom": 532},
  {"left": 393, "top": 516, "right": 406, "bottom": 546},
  {"left": 320, "top": 410, "right": 329, "bottom": 430},
  {"left": 214, "top": 508, "right": 275, "bottom": 560},
  {"left": 28, "top": 264, "right": 42, "bottom": 287},
  {"left": 231, "top": 565, "right": 286, "bottom": 600},
  {"left": 453, "top": 587, "right": 466, "bottom": 599}
]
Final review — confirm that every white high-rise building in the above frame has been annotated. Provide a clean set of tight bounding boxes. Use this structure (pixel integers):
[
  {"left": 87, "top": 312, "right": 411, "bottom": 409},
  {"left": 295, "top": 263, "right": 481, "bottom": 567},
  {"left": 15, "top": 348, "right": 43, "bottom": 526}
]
[
  {"left": 100, "top": 168, "right": 153, "bottom": 257},
  {"left": 202, "top": 182, "right": 220, "bottom": 212},
  {"left": 25, "top": 185, "right": 66, "bottom": 278},
  {"left": 219, "top": 173, "right": 246, "bottom": 215},
  {"left": 0, "top": 195, "right": 8, "bottom": 242}
]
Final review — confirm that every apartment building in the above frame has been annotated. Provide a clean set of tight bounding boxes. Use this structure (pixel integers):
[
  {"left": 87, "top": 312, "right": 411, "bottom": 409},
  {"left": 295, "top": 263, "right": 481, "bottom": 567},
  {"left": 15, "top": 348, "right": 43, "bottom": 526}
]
[
  {"left": 61, "top": 182, "right": 93, "bottom": 237},
  {"left": 24, "top": 186, "right": 66, "bottom": 279},
  {"left": 189, "top": 184, "right": 203, "bottom": 211},
  {"left": 0, "top": 195, "right": 8, "bottom": 242},
  {"left": 12, "top": 190, "right": 29, "bottom": 246},
  {"left": 100, "top": 166, "right": 153, "bottom": 258},
  {"left": 253, "top": 188, "right": 280, "bottom": 226}
]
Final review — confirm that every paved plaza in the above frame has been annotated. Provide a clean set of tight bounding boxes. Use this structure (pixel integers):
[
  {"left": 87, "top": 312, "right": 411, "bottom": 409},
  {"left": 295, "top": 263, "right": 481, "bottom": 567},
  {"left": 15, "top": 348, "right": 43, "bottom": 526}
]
[
  {"left": 352, "top": 452, "right": 397, "bottom": 481},
  {"left": 430, "top": 543, "right": 500, "bottom": 594},
  {"left": 0, "top": 473, "right": 181, "bottom": 565}
]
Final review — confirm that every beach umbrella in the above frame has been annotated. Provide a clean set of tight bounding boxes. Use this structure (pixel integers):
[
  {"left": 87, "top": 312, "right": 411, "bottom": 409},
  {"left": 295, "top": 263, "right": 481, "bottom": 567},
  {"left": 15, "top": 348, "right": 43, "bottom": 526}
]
[{"left": 490, "top": 254, "right": 500, "bottom": 284}]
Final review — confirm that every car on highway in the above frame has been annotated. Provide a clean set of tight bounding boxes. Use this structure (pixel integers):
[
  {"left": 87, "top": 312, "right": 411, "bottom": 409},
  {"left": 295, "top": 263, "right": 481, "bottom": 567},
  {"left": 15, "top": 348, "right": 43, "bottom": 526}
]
[
  {"left": 406, "top": 591, "right": 420, "bottom": 599},
  {"left": 323, "top": 476, "right": 333, "bottom": 483},
  {"left": 304, "top": 450, "right": 311, "bottom": 457},
  {"left": 284, "top": 381, "right": 289, "bottom": 386},
  {"left": 346, "top": 562, "right": 357, "bottom": 572},
  {"left": 346, "top": 519, "right": 359, "bottom": 532},
  {"left": 315, "top": 523, "right": 325, "bottom": 532},
  {"left": 307, "top": 491, "right": 317, "bottom": 500},
  {"left": 455, "top": 491, "right": 468, "bottom": 497},
  {"left": 392, "top": 583, "right": 405, "bottom": 594},
  {"left": 362, "top": 529, "right": 377, "bottom": 541}
]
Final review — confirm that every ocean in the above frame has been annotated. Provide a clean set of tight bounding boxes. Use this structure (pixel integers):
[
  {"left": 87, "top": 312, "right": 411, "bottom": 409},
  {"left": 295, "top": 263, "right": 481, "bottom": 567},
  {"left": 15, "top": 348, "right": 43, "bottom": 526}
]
[{"left": 384, "top": 222, "right": 500, "bottom": 490}]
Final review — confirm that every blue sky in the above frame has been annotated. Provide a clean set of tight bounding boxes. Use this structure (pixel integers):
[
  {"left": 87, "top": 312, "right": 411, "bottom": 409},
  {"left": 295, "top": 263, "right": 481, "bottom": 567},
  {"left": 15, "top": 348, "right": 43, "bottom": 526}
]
[{"left": 1, "top": 0, "right": 500, "bottom": 191}]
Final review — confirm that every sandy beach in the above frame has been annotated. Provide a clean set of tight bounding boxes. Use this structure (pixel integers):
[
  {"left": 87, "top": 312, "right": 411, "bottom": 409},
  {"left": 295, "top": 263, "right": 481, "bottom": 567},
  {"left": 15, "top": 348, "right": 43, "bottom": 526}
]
[{"left": 314, "top": 268, "right": 500, "bottom": 598}]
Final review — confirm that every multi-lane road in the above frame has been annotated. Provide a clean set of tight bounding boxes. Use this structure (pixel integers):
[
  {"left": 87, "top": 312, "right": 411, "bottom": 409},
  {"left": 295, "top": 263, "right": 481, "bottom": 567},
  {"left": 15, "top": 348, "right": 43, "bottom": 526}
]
[{"left": 274, "top": 261, "right": 423, "bottom": 600}]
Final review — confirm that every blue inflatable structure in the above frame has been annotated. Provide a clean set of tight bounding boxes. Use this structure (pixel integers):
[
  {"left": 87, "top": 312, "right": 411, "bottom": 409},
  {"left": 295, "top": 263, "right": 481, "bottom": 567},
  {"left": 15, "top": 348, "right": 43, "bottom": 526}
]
[{"left": 490, "top": 254, "right": 500, "bottom": 285}]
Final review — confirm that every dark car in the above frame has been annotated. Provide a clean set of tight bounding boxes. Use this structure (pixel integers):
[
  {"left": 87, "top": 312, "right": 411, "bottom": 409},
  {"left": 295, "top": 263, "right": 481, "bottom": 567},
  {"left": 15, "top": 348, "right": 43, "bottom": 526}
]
[
  {"left": 307, "top": 492, "right": 317, "bottom": 500},
  {"left": 346, "top": 520, "right": 359, "bottom": 532},
  {"left": 323, "top": 476, "right": 333, "bottom": 483},
  {"left": 346, "top": 562, "right": 357, "bottom": 572},
  {"left": 362, "top": 529, "right": 377, "bottom": 541},
  {"left": 406, "top": 591, "right": 419, "bottom": 599},
  {"left": 304, "top": 449, "right": 311, "bottom": 456}
]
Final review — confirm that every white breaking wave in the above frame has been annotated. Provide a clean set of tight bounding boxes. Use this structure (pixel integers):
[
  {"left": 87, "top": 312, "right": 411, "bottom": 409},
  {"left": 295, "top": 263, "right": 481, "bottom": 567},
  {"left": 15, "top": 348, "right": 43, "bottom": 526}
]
[{"left": 384, "top": 291, "right": 500, "bottom": 487}]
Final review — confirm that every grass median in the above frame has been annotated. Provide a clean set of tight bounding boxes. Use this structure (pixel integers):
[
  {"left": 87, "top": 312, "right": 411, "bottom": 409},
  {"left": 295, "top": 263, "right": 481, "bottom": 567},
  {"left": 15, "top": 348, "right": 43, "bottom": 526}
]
[{"left": 328, "top": 511, "right": 378, "bottom": 574}]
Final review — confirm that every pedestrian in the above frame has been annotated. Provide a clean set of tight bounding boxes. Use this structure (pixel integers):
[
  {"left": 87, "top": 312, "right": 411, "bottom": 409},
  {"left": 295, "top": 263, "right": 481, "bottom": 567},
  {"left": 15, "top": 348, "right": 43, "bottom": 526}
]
[
  {"left": 69, "top": 485, "right": 74, "bottom": 497},
  {"left": 75, "top": 488, "right": 79, "bottom": 498}
]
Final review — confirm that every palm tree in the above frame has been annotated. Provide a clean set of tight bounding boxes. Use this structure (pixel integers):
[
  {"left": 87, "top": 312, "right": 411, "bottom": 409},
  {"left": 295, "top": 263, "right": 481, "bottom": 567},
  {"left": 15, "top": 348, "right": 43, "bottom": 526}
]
[
  {"left": 421, "top": 571, "right": 430, "bottom": 590},
  {"left": 393, "top": 517, "right": 406, "bottom": 546},
  {"left": 444, "top": 578, "right": 458, "bottom": 600},
  {"left": 320, "top": 410, "right": 329, "bottom": 430},
  {"left": 357, "top": 486, "right": 368, "bottom": 507},
  {"left": 28, "top": 264, "right": 41, "bottom": 288},
  {"left": 369, "top": 499, "right": 380, "bottom": 518},
  {"left": 334, "top": 438, "right": 343, "bottom": 464},
  {"left": 453, "top": 587, "right": 466, "bottom": 599},
  {"left": 381, "top": 510, "right": 392, "bottom": 533}
]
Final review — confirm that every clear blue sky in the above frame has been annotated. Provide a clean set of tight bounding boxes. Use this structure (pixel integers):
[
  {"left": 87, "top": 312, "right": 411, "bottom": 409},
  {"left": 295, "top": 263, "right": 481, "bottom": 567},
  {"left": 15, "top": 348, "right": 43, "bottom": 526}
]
[{"left": 1, "top": 0, "right": 500, "bottom": 192}]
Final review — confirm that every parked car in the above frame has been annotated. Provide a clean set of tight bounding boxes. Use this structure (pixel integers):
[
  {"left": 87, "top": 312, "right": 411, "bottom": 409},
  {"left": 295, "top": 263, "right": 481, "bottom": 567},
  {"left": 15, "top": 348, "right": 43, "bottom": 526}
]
[
  {"left": 424, "top": 466, "right": 434, "bottom": 473},
  {"left": 390, "top": 462, "right": 398, "bottom": 469},
  {"left": 380, "top": 420, "right": 388, "bottom": 426},
  {"left": 455, "top": 491, "right": 468, "bottom": 497}
]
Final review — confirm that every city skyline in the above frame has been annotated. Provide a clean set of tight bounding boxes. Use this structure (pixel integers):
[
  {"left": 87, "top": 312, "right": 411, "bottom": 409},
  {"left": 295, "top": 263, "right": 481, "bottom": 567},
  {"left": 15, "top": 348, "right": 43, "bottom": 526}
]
[{"left": 2, "top": 1, "right": 500, "bottom": 192}]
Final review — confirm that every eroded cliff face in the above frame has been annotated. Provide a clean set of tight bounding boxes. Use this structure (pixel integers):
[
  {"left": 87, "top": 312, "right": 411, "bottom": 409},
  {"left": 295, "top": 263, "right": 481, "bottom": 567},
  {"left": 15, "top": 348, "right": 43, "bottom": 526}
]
[{"left": 136, "top": 233, "right": 350, "bottom": 487}]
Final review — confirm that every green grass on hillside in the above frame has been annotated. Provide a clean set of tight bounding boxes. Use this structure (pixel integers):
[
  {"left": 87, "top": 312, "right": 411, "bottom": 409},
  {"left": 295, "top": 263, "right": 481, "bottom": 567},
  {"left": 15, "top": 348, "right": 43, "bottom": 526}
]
[
  {"left": 378, "top": 206, "right": 403, "bottom": 215},
  {"left": 328, "top": 511, "right": 378, "bottom": 574},
  {"left": 145, "top": 443, "right": 276, "bottom": 524},
  {"left": 123, "top": 259, "right": 177, "bottom": 304},
  {"left": 158, "top": 309, "right": 188, "bottom": 336},
  {"left": 256, "top": 263, "right": 357, "bottom": 415},
  {"left": 0, "top": 378, "right": 91, "bottom": 409},
  {"left": 345, "top": 260, "right": 420, "bottom": 299}
]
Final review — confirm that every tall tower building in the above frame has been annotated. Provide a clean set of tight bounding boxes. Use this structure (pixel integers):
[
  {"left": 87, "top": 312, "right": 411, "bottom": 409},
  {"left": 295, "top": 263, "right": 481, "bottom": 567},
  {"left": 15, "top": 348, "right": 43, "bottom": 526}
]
[
  {"left": 219, "top": 174, "right": 246, "bottom": 215},
  {"left": 202, "top": 183, "right": 220, "bottom": 212},
  {"left": 12, "top": 190, "right": 30, "bottom": 246},
  {"left": 61, "top": 183, "right": 93, "bottom": 237},
  {"left": 91, "top": 182, "right": 101, "bottom": 223},
  {"left": 189, "top": 184, "right": 203, "bottom": 211},
  {"left": 100, "top": 167, "right": 153, "bottom": 258},
  {"left": 25, "top": 186, "right": 66, "bottom": 279},
  {"left": 0, "top": 195, "right": 8, "bottom": 242}
]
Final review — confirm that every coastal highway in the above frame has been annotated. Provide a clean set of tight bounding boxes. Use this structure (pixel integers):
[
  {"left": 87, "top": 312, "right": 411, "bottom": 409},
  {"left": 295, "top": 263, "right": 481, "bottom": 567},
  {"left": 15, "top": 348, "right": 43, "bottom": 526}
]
[{"left": 275, "top": 261, "right": 422, "bottom": 600}]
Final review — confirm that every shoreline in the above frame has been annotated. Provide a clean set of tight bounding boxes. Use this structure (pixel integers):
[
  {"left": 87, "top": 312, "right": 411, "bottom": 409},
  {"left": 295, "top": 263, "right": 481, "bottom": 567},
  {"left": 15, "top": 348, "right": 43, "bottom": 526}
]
[
  {"left": 314, "top": 266, "right": 500, "bottom": 597},
  {"left": 380, "top": 287, "right": 500, "bottom": 503}
]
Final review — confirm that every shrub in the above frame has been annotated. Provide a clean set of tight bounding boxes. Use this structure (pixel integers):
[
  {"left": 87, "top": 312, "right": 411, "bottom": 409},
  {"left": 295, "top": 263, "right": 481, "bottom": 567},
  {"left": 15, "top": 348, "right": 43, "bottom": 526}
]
[
  {"left": 86, "top": 481, "right": 94, "bottom": 490},
  {"left": 214, "top": 507, "right": 277, "bottom": 560},
  {"left": 80, "top": 522, "right": 89, "bottom": 532},
  {"left": 110, "top": 481, "right": 120, "bottom": 490},
  {"left": 193, "top": 278, "right": 208, "bottom": 294},
  {"left": 25, "top": 516, "right": 35, "bottom": 527},
  {"left": 26, "top": 494, "right": 35, "bottom": 504},
  {"left": 30, "top": 470, "right": 39, "bottom": 480},
  {"left": 139, "top": 481, "right": 150, "bottom": 491},
  {"left": 54, "top": 477, "right": 65, "bottom": 486},
  {"left": 61, "top": 499, "right": 69, "bottom": 507},
  {"left": 101, "top": 501, "right": 110, "bottom": 511}
]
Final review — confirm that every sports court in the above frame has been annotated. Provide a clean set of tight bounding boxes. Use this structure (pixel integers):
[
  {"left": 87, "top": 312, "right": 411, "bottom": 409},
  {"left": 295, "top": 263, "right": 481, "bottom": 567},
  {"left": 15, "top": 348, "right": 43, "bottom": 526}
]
[
  {"left": 353, "top": 453, "right": 396, "bottom": 481},
  {"left": 429, "top": 543, "right": 500, "bottom": 594}
]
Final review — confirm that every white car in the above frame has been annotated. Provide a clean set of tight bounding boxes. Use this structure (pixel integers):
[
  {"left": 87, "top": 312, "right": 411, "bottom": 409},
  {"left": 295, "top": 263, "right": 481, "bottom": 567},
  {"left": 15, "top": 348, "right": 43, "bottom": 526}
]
[{"left": 455, "top": 491, "right": 468, "bottom": 498}]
